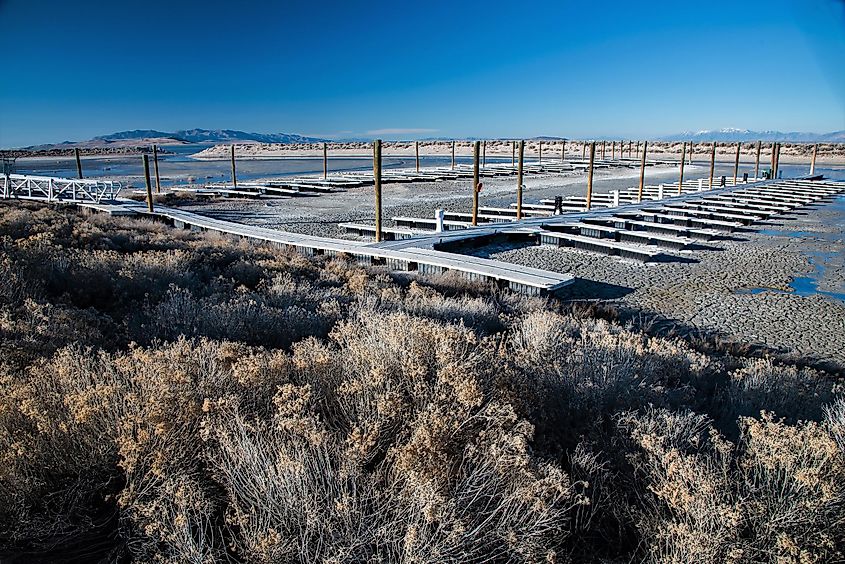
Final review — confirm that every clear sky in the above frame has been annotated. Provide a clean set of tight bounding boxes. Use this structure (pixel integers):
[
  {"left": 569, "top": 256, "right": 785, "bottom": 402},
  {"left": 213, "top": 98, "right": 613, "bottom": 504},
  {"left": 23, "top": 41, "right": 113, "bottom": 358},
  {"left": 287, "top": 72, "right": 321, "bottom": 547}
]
[{"left": 1, "top": 0, "right": 844, "bottom": 147}]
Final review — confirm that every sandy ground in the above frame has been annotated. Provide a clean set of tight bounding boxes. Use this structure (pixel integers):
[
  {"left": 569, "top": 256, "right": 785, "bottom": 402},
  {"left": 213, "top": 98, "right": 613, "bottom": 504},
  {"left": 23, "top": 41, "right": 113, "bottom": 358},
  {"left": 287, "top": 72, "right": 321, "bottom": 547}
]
[{"left": 171, "top": 161, "right": 845, "bottom": 368}]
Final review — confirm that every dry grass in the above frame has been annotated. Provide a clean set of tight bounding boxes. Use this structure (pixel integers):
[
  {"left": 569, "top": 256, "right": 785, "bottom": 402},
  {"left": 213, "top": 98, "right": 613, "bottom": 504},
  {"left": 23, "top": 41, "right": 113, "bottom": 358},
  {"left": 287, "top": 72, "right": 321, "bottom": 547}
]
[{"left": 1, "top": 201, "right": 843, "bottom": 563}]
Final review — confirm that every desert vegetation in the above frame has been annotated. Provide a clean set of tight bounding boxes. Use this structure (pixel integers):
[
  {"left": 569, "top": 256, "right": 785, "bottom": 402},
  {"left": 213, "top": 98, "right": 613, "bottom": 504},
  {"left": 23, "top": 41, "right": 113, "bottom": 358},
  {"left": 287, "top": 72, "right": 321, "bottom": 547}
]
[{"left": 1, "top": 201, "right": 843, "bottom": 563}]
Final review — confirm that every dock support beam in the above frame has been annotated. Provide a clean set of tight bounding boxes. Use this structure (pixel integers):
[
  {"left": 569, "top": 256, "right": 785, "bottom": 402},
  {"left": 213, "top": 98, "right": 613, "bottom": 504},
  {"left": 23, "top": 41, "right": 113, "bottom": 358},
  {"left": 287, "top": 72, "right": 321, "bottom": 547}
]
[
  {"left": 373, "top": 140, "right": 383, "bottom": 242},
  {"left": 638, "top": 140, "right": 647, "bottom": 202},
  {"left": 75, "top": 148, "right": 83, "bottom": 179},
  {"left": 810, "top": 143, "right": 817, "bottom": 175},
  {"left": 586, "top": 141, "right": 595, "bottom": 210},
  {"left": 709, "top": 142, "right": 716, "bottom": 189},
  {"left": 415, "top": 141, "right": 420, "bottom": 172},
  {"left": 231, "top": 145, "right": 238, "bottom": 189},
  {"left": 754, "top": 140, "right": 761, "bottom": 181},
  {"left": 323, "top": 143, "right": 328, "bottom": 179},
  {"left": 143, "top": 154, "right": 154, "bottom": 213},
  {"left": 472, "top": 141, "right": 481, "bottom": 226},
  {"left": 516, "top": 140, "right": 525, "bottom": 219},
  {"left": 773, "top": 143, "right": 781, "bottom": 179},
  {"left": 678, "top": 142, "right": 686, "bottom": 195},
  {"left": 153, "top": 144, "right": 161, "bottom": 193},
  {"left": 733, "top": 142, "right": 741, "bottom": 185}
]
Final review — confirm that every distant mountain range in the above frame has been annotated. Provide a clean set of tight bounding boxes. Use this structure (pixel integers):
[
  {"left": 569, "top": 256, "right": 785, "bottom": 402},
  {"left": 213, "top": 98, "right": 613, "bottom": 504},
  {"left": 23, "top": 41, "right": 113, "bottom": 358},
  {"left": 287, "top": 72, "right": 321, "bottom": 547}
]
[
  {"left": 657, "top": 128, "right": 845, "bottom": 143},
  {"left": 22, "top": 129, "right": 328, "bottom": 150}
]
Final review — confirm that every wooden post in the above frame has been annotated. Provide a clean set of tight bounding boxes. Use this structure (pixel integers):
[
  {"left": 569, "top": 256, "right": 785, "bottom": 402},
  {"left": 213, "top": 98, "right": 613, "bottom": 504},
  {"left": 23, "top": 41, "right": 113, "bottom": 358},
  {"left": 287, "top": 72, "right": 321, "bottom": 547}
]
[
  {"left": 561, "top": 139, "right": 566, "bottom": 161},
  {"left": 733, "top": 142, "right": 741, "bottom": 185},
  {"left": 638, "top": 140, "right": 648, "bottom": 202},
  {"left": 539, "top": 140, "right": 543, "bottom": 163},
  {"left": 472, "top": 141, "right": 481, "bottom": 226},
  {"left": 612, "top": 140, "right": 616, "bottom": 160},
  {"left": 373, "top": 140, "right": 383, "bottom": 242},
  {"left": 636, "top": 140, "right": 640, "bottom": 158},
  {"left": 74, "top": 148, "right": 83, "bottom": 179},
  {"left": 451, "top": 141, "right": 456, "bottom": 170},
  {"left": 709, "top": 141, "right": 716, "bottom": 189},
  {"left": 774, "top": 143, "right": 781, "bottom": 179},
  {"left": 512, "top": 141, "right": 516, "bottom": 167},
  {"left": 153, "top": 144, "right": 161, "bottom": 193},
  {"left": 482, "top": 140, "right": 486, "bottom": 168},
  {"left": 230, "top": 145, "right": 237, "bottom": 188},
  {"left": 415, "top": 141, "right": 420, "bottom": 172},
  {"left": 810, "top": 143, "right": 818, "bottom": 175},
  {"left": 143, "top": 154, "right": 154, "bottom": 212},
  {"left": 678, "top": 142, "right": 686, "bottom": 195},
  {"left": 754, "top": 140, "right": 761, "bottom": 180},
  {"left": 582, "top": 142, "right": 586, "bottom": 159},
  {"left": 628, "top": 140, "right": 632, "bottom": 157},
  {"left": 688, "top": 142, "right": 694, "bottom": 164},
  {"left": 770, "top": 142, "right": 777, "bottom": 177},
  {"left": 586, "top": 142, "right": 596, "bottom": 210},
  {"left": 516, "top": 140, "right": 525, "bottom": 220},
  {"left": 601, "top": 140, "right": 606, "bottom": 160},
  {"left": 323, "top": 143, "right": 328, "bottom": 179}
]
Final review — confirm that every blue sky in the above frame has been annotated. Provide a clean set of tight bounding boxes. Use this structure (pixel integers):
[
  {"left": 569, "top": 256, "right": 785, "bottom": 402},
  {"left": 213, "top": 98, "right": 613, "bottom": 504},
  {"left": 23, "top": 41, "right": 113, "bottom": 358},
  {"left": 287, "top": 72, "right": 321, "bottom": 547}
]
[{"left": 1, "top": 0, "right": 843, "bottom": 147}]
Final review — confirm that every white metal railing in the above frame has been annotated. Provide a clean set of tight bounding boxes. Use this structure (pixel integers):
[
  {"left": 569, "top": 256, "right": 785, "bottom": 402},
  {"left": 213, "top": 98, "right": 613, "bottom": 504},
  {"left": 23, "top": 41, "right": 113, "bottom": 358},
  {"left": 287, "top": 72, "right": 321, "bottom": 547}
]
[{"left": 1, "top": 174, "right": 121, "bottom": 203}]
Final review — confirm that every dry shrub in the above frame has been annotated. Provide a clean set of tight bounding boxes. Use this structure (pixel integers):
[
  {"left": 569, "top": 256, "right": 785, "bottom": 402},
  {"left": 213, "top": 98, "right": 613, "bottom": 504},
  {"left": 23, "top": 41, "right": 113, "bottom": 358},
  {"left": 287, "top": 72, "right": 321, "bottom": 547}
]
[{"left": 620, "top": 408, "right": 845, "bottom": 563}]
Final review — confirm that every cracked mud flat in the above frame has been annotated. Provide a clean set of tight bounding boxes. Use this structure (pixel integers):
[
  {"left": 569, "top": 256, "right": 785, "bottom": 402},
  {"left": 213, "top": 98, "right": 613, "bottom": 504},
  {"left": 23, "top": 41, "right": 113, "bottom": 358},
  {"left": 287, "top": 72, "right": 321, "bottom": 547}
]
[{"left": 478, "top": 198, "right": 845, "bottom": 367}]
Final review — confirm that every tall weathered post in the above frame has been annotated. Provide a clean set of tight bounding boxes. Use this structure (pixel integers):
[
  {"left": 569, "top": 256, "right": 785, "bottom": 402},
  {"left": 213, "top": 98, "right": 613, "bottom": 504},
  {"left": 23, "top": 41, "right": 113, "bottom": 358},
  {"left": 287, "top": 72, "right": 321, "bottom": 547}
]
[
  {"left": 709, "top": 141, "right": 716, "bottom": 189},
  {"left": 153, "top": 145, "right": 161, "bottom": 193},
  {"left": 581, "top": 142, "right": 586, "bottom": 159},
  {"left": 638, "top": 140, "right": 648, "bottom": 202},
  {"left": 512, "top": 141, "right": 516, "bottom": 167},
  {"left": 770, "top": 142, "right": 777, "bottom": 177},
  {"left": 636, "top": 140, "right": 640, "bottom": 158},
  {"left": 678, "top": 142, "right": 686, "bottom": 195},
  {"left": 539, "top": 140, "right": 543, "bottom": 163},
  {"left": 415, "top": 140, "right": 420, "bottom": 172},
  {"left": 688, "top": 142, "right": 694, "bottom": 164},
  {"left": 774, "top": 143, "right": 781, "bottom": 178},
  {"left": 472, "top": 141, "right": 481, "bottom": 226},
  {"left": 733, "top": 142, "right": 741, "bottom": 185},
  {"left": 323, "top": 143, "right": 328, "bottom": 179},
  {"left": 143, "top": 154, "right": 154, "bottom": 213},
  {"left": 230, "top": 145, "right": 238, "bottom": 188},
  {"left": 451, "top": 141, "right": 456, "bottom": 170},
  {"left": 482, "top": 140, "right": 486, "bottom": 168},
  {"left": 373, "top": 140, "right": 383, "bottom": 242},
  {"left": 754, "top": 140, "right": 761, "bottom": 180},
  {"left": 810, "top": 143, "right": 818, "bottom": 175},
  {"left": 516, "top": 140, "right": 525, "bottom": 220},
  {"left": 561, "top": 139, "right": 566, "bottom": 161},
  {"left": 586, "top": 141, "right": 596, "bottom": 210},
  {"left": 75, "top": 148, "right": 83, "bottom": 179},
  {"left": 612, "top": 141, "right": 616, "bottom": 160},
  {"left": 601, "top": 140, "right": 606, "bottom": 160}
]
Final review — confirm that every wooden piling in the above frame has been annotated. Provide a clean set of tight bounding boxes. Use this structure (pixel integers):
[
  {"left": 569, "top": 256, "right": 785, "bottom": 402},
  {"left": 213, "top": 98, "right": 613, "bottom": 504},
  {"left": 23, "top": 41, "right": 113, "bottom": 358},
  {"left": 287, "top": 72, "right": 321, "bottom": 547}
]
[
  {"left": 810, "top": 143, "right": 818, "bottom": 175},
  {"left": 230, "top": 145, "right": 238, "bottom": 189},
  {"left": 516, "top": 140, "right": 525, "bottom": 220},
  {"left": 373, "top": 140, "right": 383, "bottom": 242},
  {"left": 539, "top": 141, "right": 543, "bottom": 163},
  {"left": 638, "top": 140, "right": 647, "bottom": 202},
  {"left": 482, "top": 140, "right": 486, "bottom": 168},
  {"left": 415, "top": 141, "right": 420, "bottom": 172},
  {"left": 754, "top": 140, "right": 761, "bottom": 180},
  {"left": 601, "top": 140, "right": 606, "bottom": 160},
  {"left": 636, "top": 140, "right": 640, "bottom": 158},
  {"left": 733, "top": 142, "right": 741, "bottom": 185},
  {"left": 512, "top": 141, "right": 516, "bottom": 167},
  {"left": 678, "top": 142, "right": 686, "bottom": 195},
  {"left": 452, "top": 141, "right": 456, "bottom": 170},
  {"left": 586, "top": 141, "right": 596, "bottom": 210},
  {"left": 688, "top": 141, "right": 693, "bottom": 164},
  {"left": 74, "top": 148, "right": 83, "bottom": 179},
  {"left": 472, "top": 141, "right": 481, "bottom": 226},
  {"left": 153, "top": 144, "right": 161, "bottom": 193},
  {"left": 612, "top": 141, "right": 616, "bottom": 160},
  {"left": 143, "top": 154, "right": 154, "bottom": 213},
  {"left": 774, "top": 142, "right": 781, "bottom": 179},
  {"left": 709, "top": 141, "right": 716, "bottom": 189},
  {"left": 582, "top": 142, "right": 586, "bottom": 159},
  {"left": 323, "top": 143, "right": 328, "bottom": 179},
  {"left": 561, "top": 139, "right": 566, "bottom": 161},
  {"left": 770, "top": 142, "right": 777, "bottom": 177}
]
